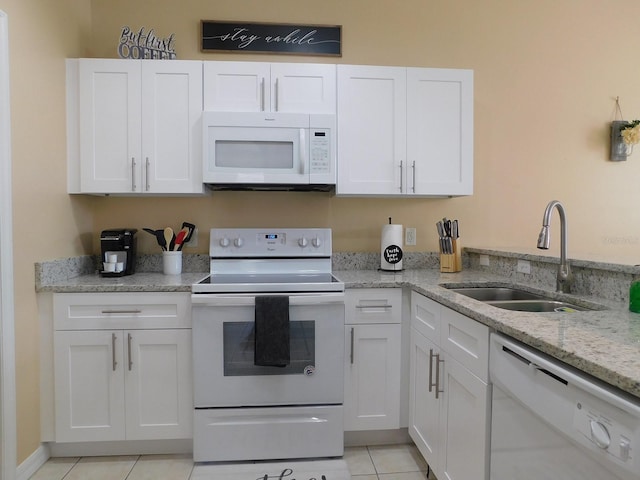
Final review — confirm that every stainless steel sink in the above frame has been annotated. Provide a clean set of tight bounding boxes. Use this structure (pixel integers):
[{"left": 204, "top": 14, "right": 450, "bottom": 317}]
[
  {"left": 485, "top": 299, "right": 588, "bottom": 312},
  {"left": 449, "top": 287, "right": 544, "bottom": 302},
  {"left": 446, "top": 286, "right": 594, "bottom": 312}
]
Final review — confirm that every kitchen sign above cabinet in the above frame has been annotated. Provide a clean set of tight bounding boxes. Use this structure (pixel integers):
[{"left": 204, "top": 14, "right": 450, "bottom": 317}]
[
  {"left": 336, "top": 65, "right": 473, "bottom": 197},
  {"left": 67, "top": 59, "right": 204, "bottom": 195}
]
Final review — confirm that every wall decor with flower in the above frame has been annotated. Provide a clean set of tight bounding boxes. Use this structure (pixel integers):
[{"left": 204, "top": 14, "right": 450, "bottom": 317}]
[{"left": 610, "top": 98, "right": 640, "bottom": 161}]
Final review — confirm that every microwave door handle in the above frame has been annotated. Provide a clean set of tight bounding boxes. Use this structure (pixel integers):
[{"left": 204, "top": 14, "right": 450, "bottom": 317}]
[{"left": 299, "top": 129, "right": 306, "bottom": 175}]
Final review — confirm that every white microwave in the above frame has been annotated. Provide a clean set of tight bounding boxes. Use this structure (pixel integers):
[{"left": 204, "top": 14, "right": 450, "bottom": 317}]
[{"left": 202, "top": 112, "right": 336, "bottom": 190}]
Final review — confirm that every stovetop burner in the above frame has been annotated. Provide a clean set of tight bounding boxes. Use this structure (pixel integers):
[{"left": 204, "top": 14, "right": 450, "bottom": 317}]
[
  {"left": 193, "top": 272, "right": 343, "bottom": 293},
  {"left": 192, "top": 228, "right": 343, "bottom": 294}
]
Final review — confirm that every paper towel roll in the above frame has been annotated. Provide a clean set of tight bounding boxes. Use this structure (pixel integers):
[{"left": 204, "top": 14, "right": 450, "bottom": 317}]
[{"left": 381, "top": 224, "right": 403, "bottom": 271}]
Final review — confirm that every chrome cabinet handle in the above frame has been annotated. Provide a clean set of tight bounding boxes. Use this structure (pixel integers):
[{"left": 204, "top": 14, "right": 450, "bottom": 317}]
[
  {"left": 355, "top": 304, "right": 392, "bottom": 310},
  {"left": 112, "top": 333, "right": 117, "bottom": 371},
  {"left": 429, "top": 348, "right": 436, "bottom": 393},
  {"left": 350, "top": 327, "right": 355, "bottom": 364},
  {"left": 127, "top": 333, "right": 133, "bottom": 371},
  {"left": 145, "top": 157, "right": 150, "bottom": 192},
  {"left": 411, "top": 161, "right": 416, "bottom": 193},
  {"left": 399, "top": 161, "right": 404, "bottom": 192},
  {"left": 131, "top": 158, "right": 136, "bottom": 191},
  {"left": 260, "top": 77, "right": 265, "bottom": 111},
  {"left": 275, "top": 77, "right": 279, "bottom": 111},
  {"left": 435, "top": 354, "right": 444, "bottom": 399},
  {"left": 101, "top": 310, "right": 142, "bottom": 314}
]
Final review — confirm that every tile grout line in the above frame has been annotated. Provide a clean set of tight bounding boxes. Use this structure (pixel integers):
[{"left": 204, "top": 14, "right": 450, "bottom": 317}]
[
  {"left": 60, "top": 457, "right": 82, "bottom": 480},
  {"left": 365, "top": 446, "right": 379, "bottom": 477},
  {"left": 122, "top": 455, "right": 141, "bottom": 480}
]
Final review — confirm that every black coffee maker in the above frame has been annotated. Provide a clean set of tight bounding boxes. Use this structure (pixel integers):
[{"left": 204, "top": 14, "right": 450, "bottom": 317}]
[{"left": 100, "top": 229, "right": 137, "bottom": 277}]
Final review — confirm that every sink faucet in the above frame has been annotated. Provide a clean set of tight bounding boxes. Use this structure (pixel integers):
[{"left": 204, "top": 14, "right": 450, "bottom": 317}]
[{"left": 537, "top": 200, "right": 574, "bottom": 293}]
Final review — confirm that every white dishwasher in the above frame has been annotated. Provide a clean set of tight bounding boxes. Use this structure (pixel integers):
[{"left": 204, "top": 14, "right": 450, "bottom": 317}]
[{"left": 490, "top": 333, "right": 640, "bottom": 480}]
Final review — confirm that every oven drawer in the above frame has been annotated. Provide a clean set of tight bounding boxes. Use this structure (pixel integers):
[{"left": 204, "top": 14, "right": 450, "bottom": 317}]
[{"left": 194, "top": 405, "right": 344, "bottom": 462}]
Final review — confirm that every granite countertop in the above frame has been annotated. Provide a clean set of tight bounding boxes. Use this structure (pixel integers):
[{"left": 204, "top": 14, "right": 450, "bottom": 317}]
[
  {"left": 37, "top": 271, "right": 210, "bottom": 293},
  {"left": 335, "top": 268, "right": 640, "bottom": 400},
  {"left": 37, "top": 267, "right": 640, "bottom": 400}
]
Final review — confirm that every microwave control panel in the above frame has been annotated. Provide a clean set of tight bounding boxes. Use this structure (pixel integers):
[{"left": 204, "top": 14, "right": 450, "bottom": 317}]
[{"left": 309, "top": 129, "right": 331, "bottom": 174}]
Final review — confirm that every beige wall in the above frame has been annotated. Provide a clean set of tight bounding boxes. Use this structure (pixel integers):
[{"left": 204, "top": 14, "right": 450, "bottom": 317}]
[
  {"left": 1, "top": 0, "right": 93, "bottom": 462},
  {"left": 4, "top": 0, "right": 640, "bottom": 465},
  {"left": 86, "top": 0, "right": 640, "bottom": 263}
]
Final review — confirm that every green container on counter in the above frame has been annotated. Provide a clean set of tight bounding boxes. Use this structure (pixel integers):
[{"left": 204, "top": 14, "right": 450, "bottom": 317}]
[{"left": 629, "top": 280, "right": 640, "bottom": 312}]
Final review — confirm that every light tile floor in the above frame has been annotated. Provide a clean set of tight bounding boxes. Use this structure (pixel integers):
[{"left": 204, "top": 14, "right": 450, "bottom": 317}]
[{"left": 29, "top": 444, "right": 433, "bottom": 480}]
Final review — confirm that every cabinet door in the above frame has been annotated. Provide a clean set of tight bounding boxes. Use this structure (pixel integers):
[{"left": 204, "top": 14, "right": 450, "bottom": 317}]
[
  {"left": 408, "top": 328, "right": 441, "bottom": 468},
  {"left": 79, "top": 59, "right": 142, "bottom": 193},
  {"left": 203, "top": 61, "right": 271, "bottom": 112},
  {"left": 54, "top": 330, "right": 125, "bottom": 442},
  {"left": 407, "top": 68, "right": 473, "bottom": 196},
  {"left": 337, "top": 65, "right": 407, "bottom": 195},
  {"left": 270, "top": 63, "right": 336, "bottom": 114},
  {"left": 125, "top": 329, "right": 192, "bottom": 440},
  {"left": 141, "top": 60, "right": 203, "bottom": 193},
  {"left": 344, "top": 324, "right": 401, "bottom": 430},
  {"left": 439, "top": 353, "right": 490, "bottom": 480}
]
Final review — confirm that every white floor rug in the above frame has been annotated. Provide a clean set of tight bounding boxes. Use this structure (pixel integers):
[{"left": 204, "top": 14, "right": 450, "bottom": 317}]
[{"left": 191, "top": 458, "right": 351, "bottom": 480}]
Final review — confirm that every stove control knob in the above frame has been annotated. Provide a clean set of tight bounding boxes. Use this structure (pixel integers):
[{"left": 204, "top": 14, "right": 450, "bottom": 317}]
[
  {"left": 234, "top": 237, "right": 244, "bottom": 248},
  {"left": 298, "top": 237, "right": 308, "bottom": 248},
  {"left": 312, "top": 236, "right": 322, "bottom": 248},
  {"left": 219, "top": 237, "right": 230, "bottom": 248}
]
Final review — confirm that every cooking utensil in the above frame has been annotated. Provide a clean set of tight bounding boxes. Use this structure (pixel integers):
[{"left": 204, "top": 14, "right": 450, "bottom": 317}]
[
  {"left": 144, "top": 227, "right": 167, "bottom": 251},
  {"left": 174, "top": 229, "right": 188, "bottom": 251},
  {"left": 164, "top": 227, "right": 175, "bottom": 252},
  {"left": 181, "top": 222, "right": 196, "bottom": 244}
]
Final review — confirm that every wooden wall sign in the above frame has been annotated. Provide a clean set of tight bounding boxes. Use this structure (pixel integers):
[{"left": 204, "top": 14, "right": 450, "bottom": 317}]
[{"left": 201, "top": 21, "right": 341, "bottom": 56}]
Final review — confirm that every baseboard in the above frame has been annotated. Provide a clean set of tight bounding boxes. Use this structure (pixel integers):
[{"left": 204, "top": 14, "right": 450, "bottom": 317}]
[
  {"left": 16, "top": 444, "right": 49, "bottom": 480},
  {"left": 48, "top": 439, "right": 192, "bottom": 457},
  {"left": 344, "top": 428, "right": 410, "bottom": 447}
]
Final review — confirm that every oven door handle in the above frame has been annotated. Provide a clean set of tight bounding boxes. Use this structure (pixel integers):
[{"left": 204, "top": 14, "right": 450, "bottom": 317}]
[{"left": 191, "top": 293, "right": 345, "bottom": 306}]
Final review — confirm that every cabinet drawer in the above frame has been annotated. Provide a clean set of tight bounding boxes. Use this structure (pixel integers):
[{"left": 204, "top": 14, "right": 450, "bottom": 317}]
[
  {"left": 440, "top": 306, "right": 489, "bottom": 382},
  {"left": 345, "top": 288, "right": 402, "bottom": 324},
  {"left": 410, "top": 291, "right": 441, "bottom": 343},
  {"left": 54, "top": 292, "right": 191, "bottom": 330}
]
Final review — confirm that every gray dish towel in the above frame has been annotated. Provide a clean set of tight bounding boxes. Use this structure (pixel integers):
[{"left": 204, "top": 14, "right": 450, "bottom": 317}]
[{"left": 254, "top": 295, "right": 290, "bottom": 367}]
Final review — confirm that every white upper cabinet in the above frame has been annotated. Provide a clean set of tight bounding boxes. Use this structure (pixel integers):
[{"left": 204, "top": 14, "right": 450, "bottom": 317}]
[
  {"left": 203, "top": 61, "right": 336, "bottom": 114},
  {"left": 337, "top": 65, "right": 473, "bottom": 197},
  {"left": 68, "top": 58, "right": 203, "bottom": 195},
  {"left": 407, "top": 68, "right": 473, "bottom": 196},
  {"left": 337, "top": 66, "right": 407, "bottom": 196}
]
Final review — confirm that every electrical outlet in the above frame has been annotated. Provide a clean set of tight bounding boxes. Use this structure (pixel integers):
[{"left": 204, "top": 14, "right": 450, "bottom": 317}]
[
  {"left": 405, "top": 227, "right": 416, "bottom": 246},
  {"left": 479, "top": 254, "right": 490, "bottom": 266},
  {"left": 517, "top": 259, "right": 531, "bottom": 274}
]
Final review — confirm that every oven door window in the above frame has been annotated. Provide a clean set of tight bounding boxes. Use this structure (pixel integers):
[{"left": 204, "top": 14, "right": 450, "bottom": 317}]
[{"left": 223, "top": 321, "right": 315, "bottom": 376}]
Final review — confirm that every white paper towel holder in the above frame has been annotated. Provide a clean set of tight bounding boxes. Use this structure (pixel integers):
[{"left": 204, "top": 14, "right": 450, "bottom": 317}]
[{"left": 380, "top": 217, "right": 404, "bottom": 271}]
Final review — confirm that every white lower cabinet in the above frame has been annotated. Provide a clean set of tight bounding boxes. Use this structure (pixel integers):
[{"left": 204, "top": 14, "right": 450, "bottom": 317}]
[
  {"left": 344, "top": 288, "right": 402, "bottom": 431},
  {"left": 52, "top": 293, "right": 192, "bottom": 443},
  {"left": 409, "top": 291, "right": 490, "bottom": 480}
]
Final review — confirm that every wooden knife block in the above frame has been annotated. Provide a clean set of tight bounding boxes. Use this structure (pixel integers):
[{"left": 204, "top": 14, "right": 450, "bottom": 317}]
[{"left": 440, "top": 239, "right": 462, "bottom": 273}]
